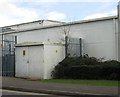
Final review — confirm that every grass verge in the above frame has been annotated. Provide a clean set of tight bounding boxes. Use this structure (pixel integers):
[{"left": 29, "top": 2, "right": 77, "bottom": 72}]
[{"left": 39, "top": 79, "right": 119, "bottom": 87}]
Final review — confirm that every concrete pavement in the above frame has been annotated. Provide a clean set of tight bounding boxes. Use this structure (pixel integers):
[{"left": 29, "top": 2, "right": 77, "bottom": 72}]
[{"left": 2, "top": 77, "right": 119, "bottom": 97}]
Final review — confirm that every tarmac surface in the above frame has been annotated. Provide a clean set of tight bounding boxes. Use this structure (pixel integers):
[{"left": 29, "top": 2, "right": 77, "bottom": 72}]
[
  {"left": 2, "top": 89, "right": 69, "bottom": 97},
  {"left": 1, "top": 77, "right": 120, "bottom": 97}
]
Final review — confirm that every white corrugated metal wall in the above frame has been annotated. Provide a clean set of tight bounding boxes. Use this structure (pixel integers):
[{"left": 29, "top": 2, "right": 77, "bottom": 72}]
[{"left": 3, "top": 17, "right": 119, "bottom": 61}]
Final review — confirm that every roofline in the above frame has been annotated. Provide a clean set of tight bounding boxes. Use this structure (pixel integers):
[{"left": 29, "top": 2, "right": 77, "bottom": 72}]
[
  {"left": 1, "top": 19, "right": 65, "bottom": 28},
  {"left": 68, "top": 16, "right": 117, "bottom": 25},
  {"left": 1, "top": 20, "right": 44, "bottom": 28},
  {"left": 15, "top": 44, "right": 44, "bottom": 47},
  {"left": 1, "top": 16, "right": 117, "bottom": 34},
  {"left": 15, "top": 42, "right": 64, "bottom": 47},
  {"left": 45, "top": 20, "right": 65, "bottom": 23}
]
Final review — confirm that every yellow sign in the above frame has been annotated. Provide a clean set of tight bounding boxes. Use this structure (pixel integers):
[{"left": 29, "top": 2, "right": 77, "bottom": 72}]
[{"left": 23, "top": 50, "right": 26, "bottom": 56}]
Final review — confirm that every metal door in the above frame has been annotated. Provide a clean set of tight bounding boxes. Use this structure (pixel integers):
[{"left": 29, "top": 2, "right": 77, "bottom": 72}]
[
  {"left": 28, "top": 46, "right": 44, "bottom": 79},
  {"left": 15, "top": 47, "right": 29, "bottom": 78},
  {"left": 16, "top": 46, "right": 44, "bottom": 79}
]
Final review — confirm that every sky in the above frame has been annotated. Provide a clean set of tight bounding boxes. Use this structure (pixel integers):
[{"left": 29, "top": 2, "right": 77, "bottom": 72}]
[{"left": 0, "top": 0, "right": 119, "bottom": 27}]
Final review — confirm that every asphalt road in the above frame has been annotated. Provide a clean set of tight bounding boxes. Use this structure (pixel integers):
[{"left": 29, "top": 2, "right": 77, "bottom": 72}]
[{"left": 1, "top": 89, "right": 70, "bottom": 97}]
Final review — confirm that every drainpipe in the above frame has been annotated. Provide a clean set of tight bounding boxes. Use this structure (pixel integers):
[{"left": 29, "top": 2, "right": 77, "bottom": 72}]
[
  {"left": 118, "top": 2, "right": 120, "bottom": 61},
  {"left": 113, "top": 18, "right": 118, "bottom": 61}
]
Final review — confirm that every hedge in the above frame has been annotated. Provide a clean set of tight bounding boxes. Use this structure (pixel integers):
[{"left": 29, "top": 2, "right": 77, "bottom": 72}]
[
  {"left": 52, "top": 55, "right": 120, "bottom": 80},
  {"left": 66, "top": 65, "right": 120, "bottom": 80}
]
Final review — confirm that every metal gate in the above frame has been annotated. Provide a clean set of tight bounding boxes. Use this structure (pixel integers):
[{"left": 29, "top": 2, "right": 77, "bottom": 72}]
[{"left": 1, "top": 34, "right": 16, "bottom": 77}]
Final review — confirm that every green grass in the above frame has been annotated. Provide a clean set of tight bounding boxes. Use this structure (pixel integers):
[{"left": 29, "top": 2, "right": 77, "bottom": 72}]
[{"left": 39, "top": 79, "right": 119, "bottom": 87}]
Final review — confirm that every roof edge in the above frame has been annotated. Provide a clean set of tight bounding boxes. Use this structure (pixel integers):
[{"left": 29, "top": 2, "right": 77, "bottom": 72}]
[
  {"left": 67, "top": 16, "right": 117, "bottom": 25},
  {"left": 1, "top": 16, "right": 117, "bottom": 34},
  {"left": 1, "top": 19, "right": 65, "bottom": 28}
]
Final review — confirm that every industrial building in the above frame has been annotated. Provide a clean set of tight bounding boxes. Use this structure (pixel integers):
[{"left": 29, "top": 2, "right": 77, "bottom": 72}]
[{"left": 0, "top": 16, "right": 119, "bottom": 79}]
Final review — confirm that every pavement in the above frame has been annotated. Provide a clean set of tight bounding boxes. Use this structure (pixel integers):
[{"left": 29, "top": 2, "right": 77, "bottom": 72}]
[{"left": 1, "top": 77, "right": 120, "bottom": 97}]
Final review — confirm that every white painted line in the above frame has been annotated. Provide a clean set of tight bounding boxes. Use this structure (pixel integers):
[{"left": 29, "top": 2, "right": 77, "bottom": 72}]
[
  {"left": 1, "top": 89, "right": 49, "bottom": 95},
  {"left": 3, "top": 86, "right": 116, "bottom": 96}
]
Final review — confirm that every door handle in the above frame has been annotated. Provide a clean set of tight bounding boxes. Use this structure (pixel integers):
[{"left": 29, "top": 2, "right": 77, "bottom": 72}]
[{"left": 27, "top": 60, "right": 29, "bottom": 63}]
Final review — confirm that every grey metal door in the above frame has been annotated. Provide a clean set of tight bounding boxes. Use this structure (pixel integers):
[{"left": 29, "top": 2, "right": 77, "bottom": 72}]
[{"left": 2, "top": 34, "right": 16, "bottom": 77}]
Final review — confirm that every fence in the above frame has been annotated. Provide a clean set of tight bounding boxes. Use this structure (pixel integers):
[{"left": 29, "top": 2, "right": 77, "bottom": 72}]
[
  {"left": 0, "top": 33, "right": 16, "bottom": 77},
  {"left": 65, "top": 36, "right": 82, "bottom": 57}
]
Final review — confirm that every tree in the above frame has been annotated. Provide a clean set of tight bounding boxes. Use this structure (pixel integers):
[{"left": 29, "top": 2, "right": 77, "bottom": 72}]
[{"left": 60, "top": 22, "right": 71, "bottom": 57}]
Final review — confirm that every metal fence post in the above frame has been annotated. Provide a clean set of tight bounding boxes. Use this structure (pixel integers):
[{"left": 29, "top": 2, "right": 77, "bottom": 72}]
[
  {"left": 118, "top": 2, "right": 120, "bottom": 61},
  {"left": 79, "top": 38, "right": 82, "bottom": 56},
  {"left": 65, "top": 36, "right": 68, "bottom": 57}
]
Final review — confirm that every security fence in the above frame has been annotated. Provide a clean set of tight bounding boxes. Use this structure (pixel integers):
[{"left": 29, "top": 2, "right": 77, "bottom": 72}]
[
  {"left": 65, "top": 36, "right": 82, "bottom": 57},
  {"left": 0, "top": 32, "right": 16, "bottom": 77}
]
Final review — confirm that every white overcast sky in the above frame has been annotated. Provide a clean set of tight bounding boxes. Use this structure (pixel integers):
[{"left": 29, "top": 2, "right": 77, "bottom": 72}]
[{"left": 0, "top": 0, "right": 119, "bottom": 27}]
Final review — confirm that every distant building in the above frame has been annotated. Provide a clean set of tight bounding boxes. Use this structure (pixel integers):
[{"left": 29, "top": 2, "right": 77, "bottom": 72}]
[{"left": 0, "top": 16, "right": 119, "bottom": 79}]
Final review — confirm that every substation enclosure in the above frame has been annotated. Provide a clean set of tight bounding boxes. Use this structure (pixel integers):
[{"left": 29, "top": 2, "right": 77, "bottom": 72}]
[{"left": 15, "top": 43, "right": 65, "bottom": 79}]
